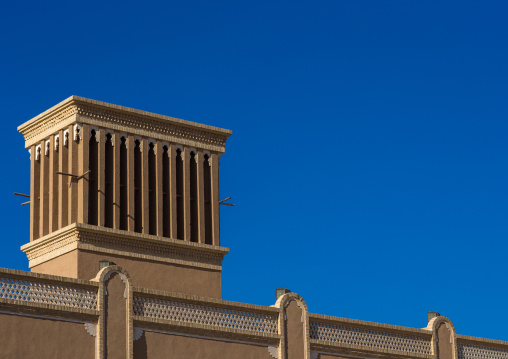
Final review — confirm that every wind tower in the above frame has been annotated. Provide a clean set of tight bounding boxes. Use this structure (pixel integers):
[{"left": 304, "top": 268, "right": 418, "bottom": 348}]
[{"left": 17, "top": 96, "right": 232, "bottom": 298}]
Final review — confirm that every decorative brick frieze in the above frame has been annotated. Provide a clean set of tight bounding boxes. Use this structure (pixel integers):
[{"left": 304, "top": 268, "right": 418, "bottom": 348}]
[
  {"left": 76, "top": 105, "right": 228, "bottom": 150},
  {"left": 133, "top": 294, "right": 278, "bottom": 334},
  {"left": 0, "top": 267, "right": 98, "bottom": 289},
  {"left": 18, "top": 96, "right": 231, "bottom": 152},
  {"left": 457, "top": 336, "right": 508, "bottom": 359},
  {"left": 0, "top": 275, "right": 97, "bottom": 310},
  {"left": 309, "top": 320, "right": 432, "bottom": 355},
  {"left": 131, "top": 286, "right": 280, "bottom": 344},
  {"left": 0, "top": 267, "right": 99, "bottom": 322},
  {"left": 0, "top": 281, "right": 97, "bottom": 318},
  {"left": 309, "top": 313, "right": 433, "bottom": 359},
  {"left": 23, "top": 229, "right": 77, "bottom": 264},
  {"left": 21, "top": 223, "right": 228, "bottom": 270},
  {"left": 133, "top": 286, "right": 280, "bottom": 317},
  {"left": 457, "top": 343, "right": 508, "bottom": 359},
  {"left": 18, "top": 103, "right": 78, "bottom": 144},
  {"left": 77, "top": 230, "right": 224, "bottom": 267}
]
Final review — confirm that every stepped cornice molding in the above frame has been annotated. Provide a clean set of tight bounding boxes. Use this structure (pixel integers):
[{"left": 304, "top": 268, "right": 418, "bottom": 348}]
[
  {"left": 18, "top": 96, "right": 232, "bottom": 152},
  {"left": 21, "top": 223, "right": 229, "bottom": 270}
]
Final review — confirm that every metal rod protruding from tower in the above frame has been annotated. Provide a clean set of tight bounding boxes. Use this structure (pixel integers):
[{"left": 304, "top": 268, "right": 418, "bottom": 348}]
[
  {"left": 14, "top": 192, "right": 30, "bottom": 206},
  {"left": 219, "top": 197, "right": 235, "bottom": 206}
]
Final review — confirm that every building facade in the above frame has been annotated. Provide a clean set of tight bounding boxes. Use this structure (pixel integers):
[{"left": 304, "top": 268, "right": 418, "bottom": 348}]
[{"left": 0, "top": 96, "right": 506, "bottom": 358}]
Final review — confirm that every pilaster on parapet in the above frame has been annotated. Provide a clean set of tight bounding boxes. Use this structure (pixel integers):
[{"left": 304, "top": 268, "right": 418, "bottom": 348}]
[
  {"left": 93, "top": 265, "right": 134, "bottom": 359},
  {"left": 425, "top": 316, "right": 457, "bottom": 359},
  {"left": 273, "top": 292, "right": 312, "bottom": 359},
  {"left": 18, "top": 96, "right": 232, "bottom": 153}
]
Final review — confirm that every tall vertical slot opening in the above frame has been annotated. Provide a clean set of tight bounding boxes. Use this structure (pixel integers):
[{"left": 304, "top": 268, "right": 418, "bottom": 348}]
[
  {"left": 88, "top": 130, "right": 98, "bottom": 225},
  {"left": 33, "top": 149, "right": 41, "bottom": 240},
  {"left": 148, "top": 142, "right": 156, "bottom": 235},
  {"left": 190, "top": 151, "right": 198, "bottom": 242},
  {"left": 134, "top": 140, "right": 142, "bottom": 233},
  {"left": 42, "top": 145, "right": 50, "bottom": 235},
  {"left": 119, "top": 137, "right": 127, "bottom": 230},
  {"left": 69, "top": 135, "right": 79, "bottom": 224},
  {"left": 203, "top": 154, "right": 212, "bottom": 244},
  {"left": 104, "top": 133, "right": 114, "bottom": 228},
  {"left": 176, "top": 148, "right": 184, "bottom": 239},
  {"left": 162, "top": 145, "right": 170, "bottom": 237},
  {"left": 50, "top": 139, "right": 59, "bottom": 232},
  {"left": 60, "top": 135, "right": 69, "bottom": 228}
]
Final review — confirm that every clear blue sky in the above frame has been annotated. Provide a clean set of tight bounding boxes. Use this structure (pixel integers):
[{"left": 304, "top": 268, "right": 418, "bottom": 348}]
[{"left": 1, "top": 0, "right": 507, "bottom": 341}]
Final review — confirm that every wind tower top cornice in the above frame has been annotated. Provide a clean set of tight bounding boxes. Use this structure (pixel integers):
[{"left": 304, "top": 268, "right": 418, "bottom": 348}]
[{"left": 18, "top": 96, "right": 232, "bottom": 152}]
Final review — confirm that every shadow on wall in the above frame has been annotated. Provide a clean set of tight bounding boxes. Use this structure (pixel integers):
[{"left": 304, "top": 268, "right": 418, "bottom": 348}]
[{"left": 134, "top": 335, "right": 148, "bottom": 359}]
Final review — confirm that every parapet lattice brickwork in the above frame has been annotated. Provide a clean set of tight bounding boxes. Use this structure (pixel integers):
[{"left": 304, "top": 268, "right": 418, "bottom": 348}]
[{"left": 0, "top": 267, "right": 506, "bottom": 359}]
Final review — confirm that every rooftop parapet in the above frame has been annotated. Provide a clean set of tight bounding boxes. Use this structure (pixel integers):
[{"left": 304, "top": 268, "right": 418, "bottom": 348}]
[{"left": 1, "top": 266, "right": 506, "bottom": 359}]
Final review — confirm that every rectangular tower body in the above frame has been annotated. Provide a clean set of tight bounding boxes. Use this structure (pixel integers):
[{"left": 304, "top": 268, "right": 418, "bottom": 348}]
[{"left": 18, "top": 96, "right": 231, "bottom": 298}]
